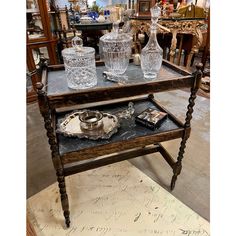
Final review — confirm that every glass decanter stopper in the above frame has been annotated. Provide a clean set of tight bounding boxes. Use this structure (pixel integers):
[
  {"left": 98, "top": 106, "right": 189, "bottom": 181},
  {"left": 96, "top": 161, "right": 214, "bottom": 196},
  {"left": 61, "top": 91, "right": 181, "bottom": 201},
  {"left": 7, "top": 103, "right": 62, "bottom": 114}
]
[
  {"left": 141, "top": 5, "right": 163, "bottom": 80},
  {"left": 72, "top": 36, "right": 83, "bottom": 52}
]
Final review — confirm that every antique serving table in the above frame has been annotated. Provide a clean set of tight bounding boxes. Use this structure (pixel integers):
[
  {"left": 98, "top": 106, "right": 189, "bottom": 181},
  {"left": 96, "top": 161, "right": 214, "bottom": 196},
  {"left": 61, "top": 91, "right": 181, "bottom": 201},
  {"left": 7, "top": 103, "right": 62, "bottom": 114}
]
[
  {"left": 130, "top": 16, "right": 205, "bottom": 70},
  {"left": 72, "top": 22, "right": 113, "bottom": 55},
  {"left": 36, "top": 60, "right": 202, "bottom": 227},
  {"left": 73, "top": 22, "right": 113, "bottom": 31}
]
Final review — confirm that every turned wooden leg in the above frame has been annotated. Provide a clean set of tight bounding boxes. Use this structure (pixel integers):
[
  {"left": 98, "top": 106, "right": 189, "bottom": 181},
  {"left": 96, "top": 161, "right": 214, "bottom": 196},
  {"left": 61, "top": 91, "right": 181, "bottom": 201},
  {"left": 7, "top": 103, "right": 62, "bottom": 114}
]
[
  {"left": 171, "top": 139, "right": 186, "bottom": 191},
  {"left": 36, "top": 82, "right": 71, "bottom": 228},
  {"left": 170, "top": 63, "right": 203, "bottom": 190},
  {"left": 186, "top": 48, "right": 194, "bottom": 70},
  {"left": 177, "top": 35, "right": 183, "bottom": 66},
  {"left": 57, "top": 168, "right": 70, "bottom": 227},
  {"left": 170, "top": 108, "right": 192, "bottom": 191}
]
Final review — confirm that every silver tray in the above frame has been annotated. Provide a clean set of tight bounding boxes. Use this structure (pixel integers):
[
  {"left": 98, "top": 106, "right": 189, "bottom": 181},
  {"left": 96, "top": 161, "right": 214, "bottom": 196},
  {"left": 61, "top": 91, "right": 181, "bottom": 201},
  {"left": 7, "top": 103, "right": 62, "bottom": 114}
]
[{"left": 57, "top": 110, "right": 120, "bottom": 140}]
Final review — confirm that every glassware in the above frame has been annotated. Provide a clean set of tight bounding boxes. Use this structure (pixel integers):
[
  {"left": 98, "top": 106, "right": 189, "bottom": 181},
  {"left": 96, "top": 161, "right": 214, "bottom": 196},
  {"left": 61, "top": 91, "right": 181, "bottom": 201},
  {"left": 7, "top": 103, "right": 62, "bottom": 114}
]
[
  {"left": 99, "top": 22, "right": 132, "bottom": 76},
  {"left": 115, "top": 102, "right": 135, "bottom": 119},
  {"left": 79, "top": 110, "right": 103, "bottom": 131},
  {"left": 79, "top": 15, "right": 93, "bottom": 24},
  {"left": 141, "top": 5, "right": 163, "bottom": 80},
  {"left": 57, "top": 110, "right": 120, "bottom": 140},
  {"left": 62, "top": 36, "right": 97, "bottom": 89},
  {"left": 102, "top": 71, "right": 128, "bottom": 84}
]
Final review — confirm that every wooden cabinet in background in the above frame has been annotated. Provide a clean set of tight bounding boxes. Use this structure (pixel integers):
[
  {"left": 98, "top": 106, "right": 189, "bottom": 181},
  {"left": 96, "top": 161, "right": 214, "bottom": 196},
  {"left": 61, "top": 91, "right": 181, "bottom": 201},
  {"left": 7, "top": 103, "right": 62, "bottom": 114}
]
[{"left": 27, "top": 0, "right": 59, "bottom": 103}]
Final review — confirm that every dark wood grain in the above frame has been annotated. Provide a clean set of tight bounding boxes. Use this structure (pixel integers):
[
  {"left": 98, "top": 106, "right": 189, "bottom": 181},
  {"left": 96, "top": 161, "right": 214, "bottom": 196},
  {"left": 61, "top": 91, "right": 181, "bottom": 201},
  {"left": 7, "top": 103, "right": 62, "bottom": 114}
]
[
  {"left": 61, "top": 129, "right": 185, "bottom": 165},
  {"left": 171, "top": 63, "right": 203, "bottom": 190},
  {"left": 48, "top": 76, "right": 194, "bottom": 109},
  {"left": 43, "top": 60, "right": 194, "bottom": 109},
  {"left": 162, "top": 59, "right": 191, "bottom": 76},
  {"left": 64, "top": 145, "right": 162, "bottom": 176},
  {"left": 36, "top": 82, "right": 70, "bottom": 227},
  {"left": 158, "top": 143, "right": 177, "bottom": 168}
]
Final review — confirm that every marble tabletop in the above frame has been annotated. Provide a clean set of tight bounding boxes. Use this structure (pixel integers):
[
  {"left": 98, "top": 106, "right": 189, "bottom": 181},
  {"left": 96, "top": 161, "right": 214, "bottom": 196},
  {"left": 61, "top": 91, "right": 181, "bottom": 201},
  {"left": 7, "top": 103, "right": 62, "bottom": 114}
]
[
  {"left": 56, "top": 99, "right": 181, "bottom": 155},
  {"left": 47, "top": 63, "right": 182, "bottom": 97}
]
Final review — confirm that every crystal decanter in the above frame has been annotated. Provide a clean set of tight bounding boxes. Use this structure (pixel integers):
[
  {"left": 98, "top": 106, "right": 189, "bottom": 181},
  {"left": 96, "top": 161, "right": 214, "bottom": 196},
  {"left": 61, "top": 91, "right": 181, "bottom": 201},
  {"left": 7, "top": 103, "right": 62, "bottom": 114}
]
[{"left": 141, "top": 5, "right": 163, "bottom": 80}]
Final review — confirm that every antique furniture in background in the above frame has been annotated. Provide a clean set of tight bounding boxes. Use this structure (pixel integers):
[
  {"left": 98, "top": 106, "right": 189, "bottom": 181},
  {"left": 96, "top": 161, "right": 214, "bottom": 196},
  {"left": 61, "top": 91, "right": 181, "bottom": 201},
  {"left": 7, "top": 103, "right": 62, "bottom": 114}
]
[
  {"left": 52, "top": 5, "right": 78, "bottom": 63},
  {"left": 36, "top": 60, "right": 203, "bottom": 227},
  {"left": 73, "top": 22, "right": 113, "bottom": 59},
  {"left": 27, "top": 0, "right": 59, "bottom": 102},
  {"left": 50, "top": 4, "right": 110, "bottom": 62},
  {"left": 27, "top": 0, "right": 58, "bottom": 64},
  {"left": 130, "top": 16, "right": 205, "bottom": 70},
  {"left": 201, "top": 8, "right": 210, "bottom": 73},
  {"left": 178, "top": 2, "right": 206, "bottom": 18},
  {"left": 27, "top": 47, "right": 41, "bottom": 103}
]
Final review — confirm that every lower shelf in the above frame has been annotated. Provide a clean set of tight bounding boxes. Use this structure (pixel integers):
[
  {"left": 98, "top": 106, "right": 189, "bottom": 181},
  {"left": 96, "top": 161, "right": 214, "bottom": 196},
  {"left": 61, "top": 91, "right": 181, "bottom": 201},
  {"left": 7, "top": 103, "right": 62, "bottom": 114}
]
[
  {"left": 63, "top": 143, "right": 176, "bottom": 176},
  {"left": 55, "top": 97, "right": 187, "bottom": 164}
]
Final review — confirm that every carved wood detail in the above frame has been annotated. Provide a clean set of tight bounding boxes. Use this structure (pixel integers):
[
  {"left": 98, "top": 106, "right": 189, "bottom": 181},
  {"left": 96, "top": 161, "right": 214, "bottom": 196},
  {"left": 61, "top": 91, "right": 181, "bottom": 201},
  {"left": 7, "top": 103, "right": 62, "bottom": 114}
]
[
  {"left": 169, "top": 29, "right": 178, "bottom": 62},
  {"left": 130, "top": 19, "right": 204, "bottom": 69},
  {"left": 36, "top": 82, "right": 70, "bottom": 227},
  {"left": 171, "top": 63, "right": 203, "bottom": 190}
]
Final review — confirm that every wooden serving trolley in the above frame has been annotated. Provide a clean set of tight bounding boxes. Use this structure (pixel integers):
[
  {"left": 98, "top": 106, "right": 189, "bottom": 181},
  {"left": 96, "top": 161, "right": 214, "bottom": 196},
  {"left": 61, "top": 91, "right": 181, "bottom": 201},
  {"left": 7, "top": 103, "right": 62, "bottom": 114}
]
[{"left": 36, "top": 60, "right": 203, "bottom": 227}]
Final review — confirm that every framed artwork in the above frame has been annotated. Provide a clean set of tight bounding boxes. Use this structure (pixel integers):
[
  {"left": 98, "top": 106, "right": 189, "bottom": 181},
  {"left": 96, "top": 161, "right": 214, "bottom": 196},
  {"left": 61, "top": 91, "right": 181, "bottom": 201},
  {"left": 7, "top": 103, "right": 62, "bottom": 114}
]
[{"left": 137, "top": 0, "right": 156, "bottom": 16}]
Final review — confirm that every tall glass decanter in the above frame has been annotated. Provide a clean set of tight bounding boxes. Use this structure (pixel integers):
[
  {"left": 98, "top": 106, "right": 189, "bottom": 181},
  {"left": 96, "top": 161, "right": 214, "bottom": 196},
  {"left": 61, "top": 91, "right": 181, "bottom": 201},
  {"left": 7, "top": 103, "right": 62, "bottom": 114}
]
[{"left": 141, "top": 5, "right": 163, "bottom": 79}]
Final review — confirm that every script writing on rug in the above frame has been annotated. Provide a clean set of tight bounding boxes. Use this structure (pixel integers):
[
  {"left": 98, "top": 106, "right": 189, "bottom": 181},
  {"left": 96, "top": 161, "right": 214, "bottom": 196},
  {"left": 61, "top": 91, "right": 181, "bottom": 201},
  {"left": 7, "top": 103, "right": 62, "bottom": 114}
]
[{"left": 27, "top": 161, "right": 210, "bottom": 236}]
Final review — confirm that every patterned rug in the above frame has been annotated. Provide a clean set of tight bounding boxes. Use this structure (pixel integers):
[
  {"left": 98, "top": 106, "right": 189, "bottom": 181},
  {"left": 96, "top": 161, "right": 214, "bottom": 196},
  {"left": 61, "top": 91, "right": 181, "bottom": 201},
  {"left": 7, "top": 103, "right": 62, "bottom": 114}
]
[{"left": 27, "top": 161, "right": 210, "bottom": 236}]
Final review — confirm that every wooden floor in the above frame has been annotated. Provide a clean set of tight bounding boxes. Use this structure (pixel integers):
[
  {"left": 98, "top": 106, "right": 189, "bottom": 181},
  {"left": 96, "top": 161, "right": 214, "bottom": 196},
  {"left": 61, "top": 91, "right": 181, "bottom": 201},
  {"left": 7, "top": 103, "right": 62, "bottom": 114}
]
[{"left": 27, "top": 89, "right": 210, "bottom": 221}]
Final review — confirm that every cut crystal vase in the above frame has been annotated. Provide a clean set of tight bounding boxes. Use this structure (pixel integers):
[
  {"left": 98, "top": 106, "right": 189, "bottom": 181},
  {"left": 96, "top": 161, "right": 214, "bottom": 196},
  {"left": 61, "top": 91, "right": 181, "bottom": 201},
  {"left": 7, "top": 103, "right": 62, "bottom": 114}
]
[
  {"left": 99, "top": 22, "right": 132, "bottom": 76},
  {"left": 141, "top": 5, "right": 163, "bottom": 80}
]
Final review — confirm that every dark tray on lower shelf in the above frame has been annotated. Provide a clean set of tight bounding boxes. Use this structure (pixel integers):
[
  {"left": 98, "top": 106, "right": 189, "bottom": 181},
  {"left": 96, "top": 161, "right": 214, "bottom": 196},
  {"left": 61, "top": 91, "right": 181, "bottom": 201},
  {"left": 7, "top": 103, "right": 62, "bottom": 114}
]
[{"left": 56, "top": 97, "right": 185, "bottom": 162}]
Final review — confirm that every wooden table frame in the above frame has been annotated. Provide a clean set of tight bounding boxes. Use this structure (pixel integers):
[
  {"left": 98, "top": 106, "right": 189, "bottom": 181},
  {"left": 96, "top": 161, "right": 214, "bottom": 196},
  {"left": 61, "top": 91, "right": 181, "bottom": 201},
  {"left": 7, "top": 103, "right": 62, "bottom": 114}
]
[{"left": 36, "top": 60, "right": 203, "bottom": 228}]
